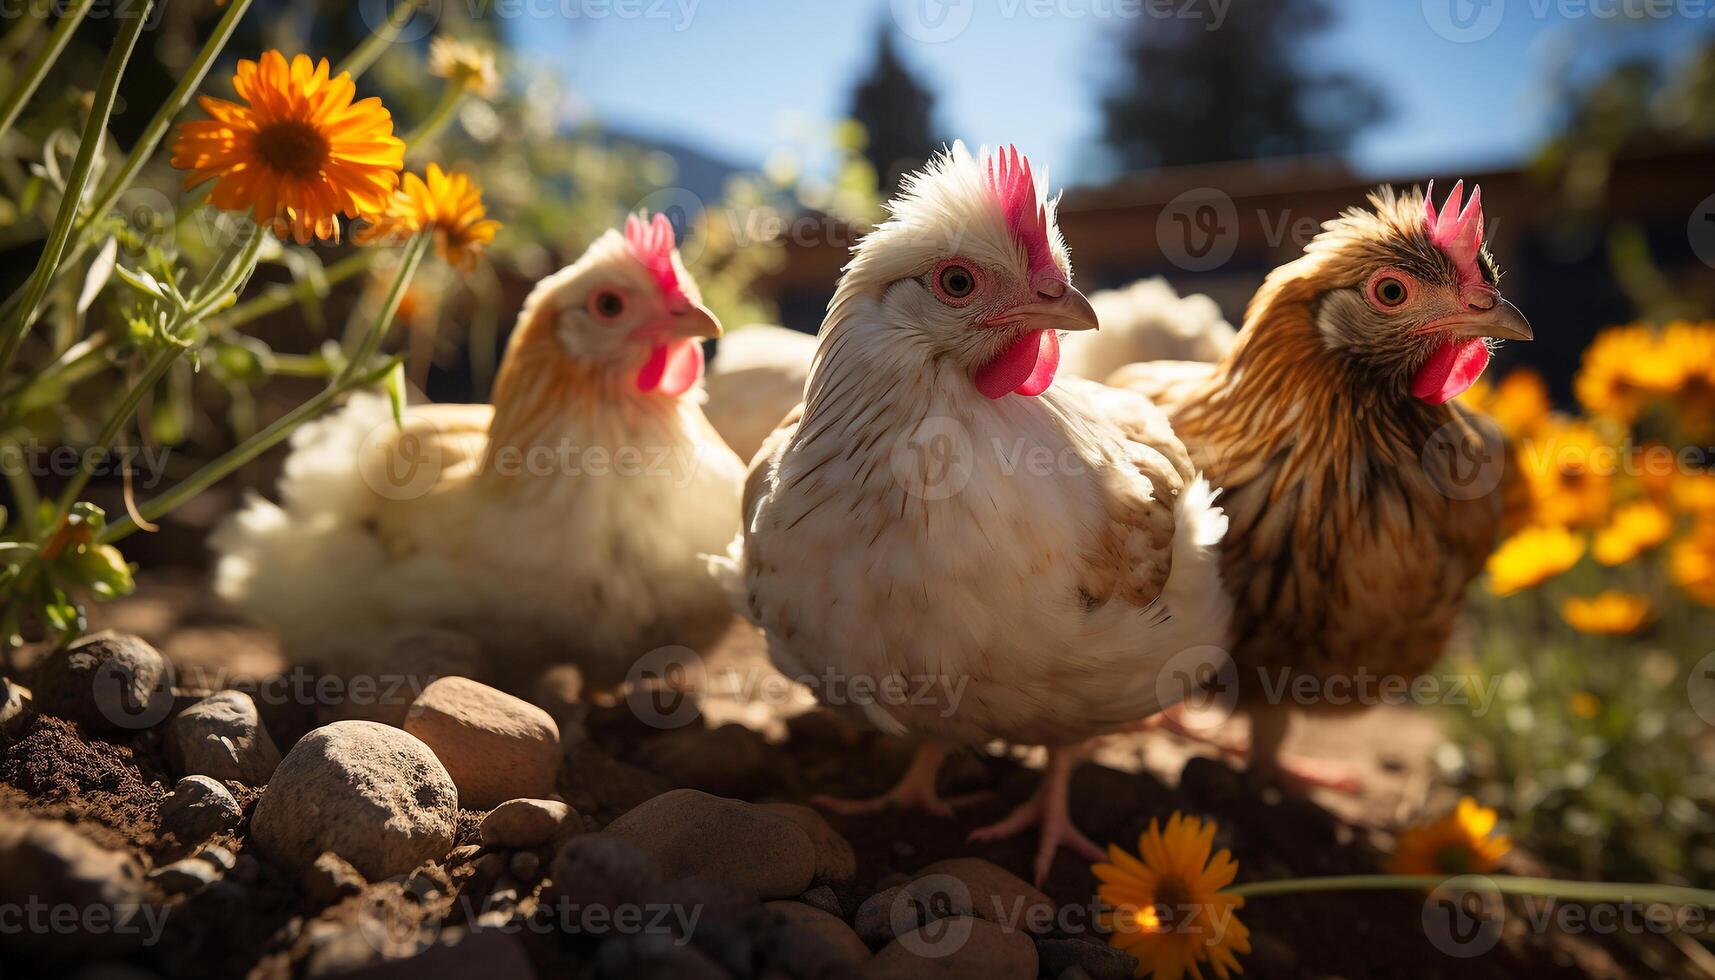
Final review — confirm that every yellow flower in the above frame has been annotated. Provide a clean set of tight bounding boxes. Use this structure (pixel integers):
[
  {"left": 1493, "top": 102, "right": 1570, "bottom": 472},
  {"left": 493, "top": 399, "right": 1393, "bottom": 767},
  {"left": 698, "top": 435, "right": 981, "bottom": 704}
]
[
  {"left": 1575, "top": 324, "right": 1681, "bottom": 424},
  {"left": 172, "top": 51, "right": 405, "bottom": 244},
  {"left": 1561, "top": 591, "right": 1653, "bottom": 635},
  {"left": 1390, "top": 797, "right": 1512, "bottom": 877},
  {"left": 1568, "top": 691, "right": 1601, "bottom": 719},
  {"left": 1462, "top": 368, "right": 1550, "bottom": 438},
  {"left": 1672, "top": 472, "right": 1715, "bottom": 517},
  {"left": 1671, "top": 522, "right": 1715, "bottom": 606},
  {"left": 428, "top": 36, "right": 500, "bottom": 98},
  {"left": 360, "top": 163, "right": 500, "bottom": 270},
  {"left": 1094, "top": 813, "right": 1250, "bottom": 980},
  {"left": 1486, "top": 525, "right": 1584, "bottom": 596},
  {"left": 1516, "top": 419, "right": 1614, "bottom": 528},
  {"left": 1591, "top": 501, "right": 1673, "bottom": 566},
  {"left": 1662, "top": 322, "right": 1715, "bottom": 439}
]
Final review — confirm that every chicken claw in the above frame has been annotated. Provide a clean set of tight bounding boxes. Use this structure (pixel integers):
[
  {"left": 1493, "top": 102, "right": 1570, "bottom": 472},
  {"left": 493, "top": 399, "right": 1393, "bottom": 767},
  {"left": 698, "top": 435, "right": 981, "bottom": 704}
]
[
  {"left": 966, "top": 747, "right": 1105, "bottom": 887},
  {"left": 811, "top": 743, "right": 986, "bottom": 818}
]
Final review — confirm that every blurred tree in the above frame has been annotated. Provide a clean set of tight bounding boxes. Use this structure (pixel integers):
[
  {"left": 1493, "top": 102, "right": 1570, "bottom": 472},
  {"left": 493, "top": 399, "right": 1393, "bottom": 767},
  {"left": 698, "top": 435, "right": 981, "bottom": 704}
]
[
  {"left": 848, "top": 23, "right": 938, "bottom": 190},
  {"left": 1099, "top": 0, "right": 1384, "bottom": 170}
]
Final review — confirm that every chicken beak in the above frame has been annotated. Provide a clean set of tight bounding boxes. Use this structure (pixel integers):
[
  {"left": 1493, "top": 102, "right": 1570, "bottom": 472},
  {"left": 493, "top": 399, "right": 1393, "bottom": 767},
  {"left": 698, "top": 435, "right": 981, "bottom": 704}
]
[
  {"left": 662, "top": 299, "right": 723, "bottom": 341},
  {"left": 1447, "top": 295, "right": 1533, "bottom": 342},
  {"left": 997, "top": 281, "right": 1100, "bottom": 332}
]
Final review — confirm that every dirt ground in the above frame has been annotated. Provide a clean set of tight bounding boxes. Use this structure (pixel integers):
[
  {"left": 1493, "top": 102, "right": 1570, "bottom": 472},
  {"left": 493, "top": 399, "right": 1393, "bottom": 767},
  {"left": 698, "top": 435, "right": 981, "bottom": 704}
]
[{"left": 0, "top": 572, "right": 1702, "bottom": 979}]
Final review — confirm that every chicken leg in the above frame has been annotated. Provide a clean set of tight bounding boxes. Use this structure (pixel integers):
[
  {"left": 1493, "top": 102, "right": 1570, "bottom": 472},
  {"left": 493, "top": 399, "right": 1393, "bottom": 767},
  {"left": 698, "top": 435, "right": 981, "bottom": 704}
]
[
  {"left": 810, "top": 742, "right": 985, "bottom": 818},
  {"left": 967, "top": 745, "right": 1105, "bottom": 887}
]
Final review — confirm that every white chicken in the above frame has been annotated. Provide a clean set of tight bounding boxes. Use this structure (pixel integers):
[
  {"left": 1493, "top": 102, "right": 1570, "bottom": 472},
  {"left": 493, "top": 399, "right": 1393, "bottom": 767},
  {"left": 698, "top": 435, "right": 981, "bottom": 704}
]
[
  {"left": 726, "top": 145, "right": 1232, "bottom": 884},
  {"left": 214, "top": 214, "right": 744, "bottom": 687},
  {"left": 1059, "top": 277, "right": 1237, "bottom": 382},
  {"left": 703, "top": 323, "right": 817, "bottom": 464}
]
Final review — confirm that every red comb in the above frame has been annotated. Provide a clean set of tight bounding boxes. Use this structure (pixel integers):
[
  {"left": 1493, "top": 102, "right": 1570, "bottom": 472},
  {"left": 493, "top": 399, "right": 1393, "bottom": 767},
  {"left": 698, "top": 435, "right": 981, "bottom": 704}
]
[
  {"left": 1424, "top": 179, "right": 1484, "bottom": 284},
  {"left": 624, "top": 212, "right": 686, "bottom": 304},
  {"left": 984, "top": 146, "right": 1056, "bottom": 280}
]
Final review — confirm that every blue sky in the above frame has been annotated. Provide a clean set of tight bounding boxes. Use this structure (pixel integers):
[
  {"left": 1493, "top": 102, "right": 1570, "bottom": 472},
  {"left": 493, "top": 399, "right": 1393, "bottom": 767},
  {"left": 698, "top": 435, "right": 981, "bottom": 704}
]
[{"left": 507, "top": 0, "right": 1711, "bottom": 187}]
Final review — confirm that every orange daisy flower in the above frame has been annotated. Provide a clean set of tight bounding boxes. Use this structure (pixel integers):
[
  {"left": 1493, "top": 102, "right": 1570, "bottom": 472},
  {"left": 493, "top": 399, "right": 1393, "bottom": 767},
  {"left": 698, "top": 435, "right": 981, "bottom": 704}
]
[
  {"left": 361, "top": 163, "right": 500, "bottom": 270},
  {"left": 172, "top": 51, "right": 405, "bottom": 244},
  {"left": 1390, "top": 797, "right": 1512, "bottom": 877},
  {"left": 1560, "top": 591, "right": 1654, "bottom": 635},
  {"left": 1094, "top": 812, "right": 1250, "bottom": 980}
]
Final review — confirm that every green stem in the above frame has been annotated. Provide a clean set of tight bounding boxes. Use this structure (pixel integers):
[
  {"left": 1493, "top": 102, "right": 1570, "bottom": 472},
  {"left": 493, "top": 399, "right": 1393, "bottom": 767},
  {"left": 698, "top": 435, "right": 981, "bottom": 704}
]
[
  {"left": 0, "top": 0, "right": 97, "bottom": 142},
  {"left": 403, "top": 83, "right": 467, "bottom": 152},
  {"left": 0, "top": 0, "right": 154, "bottom": 379},
  {"left": 207, "top": 248, "right": 379, "bottom": 336},
  {"left": 183, "top": 221, "right": 266, "bottom": 320},
  {"left": 337, "top": 232, "right": 428, "bottom": 384},
  {"left": 336, "top": 0, "right": 424, "bottom": 80},
  {"left": 0, "top": 437, "right": 42, "bottom": 537},
  {"left": 98, "top": 358, "right": 400, "bottom": 545},
  {"left": 66, "top": 0, "right": 255, "bottom": 262},
  {"left": 1228, "top": 874, "right": 1715, "bottom": 908},
  {"left": 49, "top": 345, "right": 181, "bottom": 517}
]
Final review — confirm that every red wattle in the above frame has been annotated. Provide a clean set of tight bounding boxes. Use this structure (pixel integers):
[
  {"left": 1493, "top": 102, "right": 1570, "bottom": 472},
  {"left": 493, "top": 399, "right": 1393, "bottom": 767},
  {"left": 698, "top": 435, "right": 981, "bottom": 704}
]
[
  {"left": 974, "top": 329, "right": 1059, "bottom": 400},
  {"left": 635, "top": 339, "right": 705, "bottom": 396},
  {"left": 1410, "top": 337, "right": 1490, "bottom": 405}
]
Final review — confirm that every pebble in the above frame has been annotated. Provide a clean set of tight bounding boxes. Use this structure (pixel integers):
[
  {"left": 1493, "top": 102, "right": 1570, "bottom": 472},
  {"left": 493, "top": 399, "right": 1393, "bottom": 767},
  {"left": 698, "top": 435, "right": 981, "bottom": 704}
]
[
  {"left": 796, "top": 883, "right": 845, "bottom": 919},
  {"left": 758, "top": 802, "right": 856, "bottom": 885},
  {"left": 766, "top": 900, "right": 871, "bottom": 966},
  {"left": 167, "top": 690, "right": 282, "bottom": 785},
  {"left": 251, "top": 720, "right": 458, "bottom": 880},
  {"left": 1036, "top": 938, "right": 1139, "bottom": 980},
  {"left": 480, "top": 798, "right": 572, "bottom": 849},
  {"left": 630, "top": 724, "right": 774, "bottom": 797},
  {"left": 913, "top": 858, "right": 1056, "bottom": 935},
  {"left": 863, "top": 916, "right": 1037, "bottom": 979},
  {"left": 300, "top": 851, "right": 368, "bottom": 907},
  {"left": 601, "top": 789, "right": 815, "bottom": 899},
  {"left": 32, "top": 631, "right": 175, "bottom": 734},
  {"left": 0, "top": 818, "right": 151, "bottom": 959},
  {"left": 403, "top": 677, "right": 559, "bottom": 809},
  {"left": 158, "top": 775, "right": 242, "bottom": 843},
  {"left": 508, "top": 850, "right": 541, "bottom": 882},
  {"left": 0, "top": 676, "right": 28, "bottom": 731},
  {"left": 325, "top": 627, "right": 490, "bottom": 727}
]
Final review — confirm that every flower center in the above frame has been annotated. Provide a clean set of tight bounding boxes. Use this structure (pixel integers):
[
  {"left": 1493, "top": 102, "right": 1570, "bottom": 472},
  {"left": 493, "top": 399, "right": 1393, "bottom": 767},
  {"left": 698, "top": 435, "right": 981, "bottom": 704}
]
[
  {"left": 1434, "top": 843, "right": 1474, "bottom": 875},
  {"left": 1148, "top": 877, "right": 1195, "bottom": 934},
  {"left": 253, "top": 120, "right": 329, "bottom": 179}
]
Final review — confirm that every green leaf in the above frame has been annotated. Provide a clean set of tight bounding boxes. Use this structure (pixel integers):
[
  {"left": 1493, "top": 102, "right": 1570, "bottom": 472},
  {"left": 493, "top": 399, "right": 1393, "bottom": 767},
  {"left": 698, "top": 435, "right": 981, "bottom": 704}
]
[
  {"left": 78, "top": 236, "right": 118, "bottom": 314},
  {"left": 384, "top": 360, "right": 406, "bottom": 428},
  {"left": 70, "top": 543, "right": 134, "bottom": 600}
]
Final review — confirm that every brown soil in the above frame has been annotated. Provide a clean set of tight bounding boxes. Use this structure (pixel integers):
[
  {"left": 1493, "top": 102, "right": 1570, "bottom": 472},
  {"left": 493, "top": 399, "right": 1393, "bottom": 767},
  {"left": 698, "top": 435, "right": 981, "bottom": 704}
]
[{"left": 0, "top": 576, "right": 1699, "bottom": 979}]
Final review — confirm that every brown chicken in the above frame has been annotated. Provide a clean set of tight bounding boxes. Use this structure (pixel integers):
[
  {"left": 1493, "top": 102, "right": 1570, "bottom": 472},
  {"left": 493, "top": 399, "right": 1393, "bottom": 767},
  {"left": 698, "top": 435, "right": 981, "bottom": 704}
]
[{"left": 1110, "top": 182, "right": 1532, "bottom": 790}]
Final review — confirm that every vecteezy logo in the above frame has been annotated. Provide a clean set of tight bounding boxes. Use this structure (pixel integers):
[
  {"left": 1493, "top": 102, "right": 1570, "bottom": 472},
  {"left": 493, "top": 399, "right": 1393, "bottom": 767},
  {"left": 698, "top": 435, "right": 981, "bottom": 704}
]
[
  {"left": 1153, "top": 644, "right": 1238, "bottom": 726},
  {"left": 1421, "top": 875, "right": 1504, "bottom": 958},
  {"left": 1422, "top": 0, "right": 1504, "bottom": 43},
  {"left": 889, "top": 416, "right": 974, "bottom": 501},
  {"left": 1689, "top": 194, "right": 1715, "bottom": 270},
  {"left": 93, "top": 658, "right": 174, "bottom": 730},
  {"left": 891, "top": 0, "right": 975, "bottom": 43},
  {"left": 625, "top": 646, "right": 705, "bottom": 729},
  {"left": 1689, "top": 651, "right": 1715, "bottom": 727},
  {"left": 1422, "top": 415, "right": 1507, "bottom": 501},
  {"left": 357, "top": 0, "right": 441, "bottom": 45},
  {"left": 356, "top": 408, "right": 476, "bottom": 502},
  {"left": 1157, "top": 188, "right": 1238, "bottom": 273},
  {"left": 631, "top": 187, "right": 708, "bottom": 265},
  {"left": 892, "top": 874, "right": 975, "bottom": 958}
]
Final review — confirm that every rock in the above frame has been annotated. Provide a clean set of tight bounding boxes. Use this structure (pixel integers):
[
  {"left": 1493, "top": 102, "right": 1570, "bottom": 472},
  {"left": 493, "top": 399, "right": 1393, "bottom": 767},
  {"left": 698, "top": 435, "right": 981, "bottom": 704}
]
[
  {"left": 547, "top": 834, "right": 663, "bottom": 912},
  {"left": 0, "top": 676, "right": 28, "bottom": 731},
  {"left": 403, "top": 678, "right": 559, "bottom": 809},
  {"left": 251, "top": 720, "right": 458, "bottom": 880},
  {"left": 148, "top": 855, "right": 220, "bottom": 895},
  {"left": 601, "top": 790, "right": 814, "bottom": 900},
  {"left": 853, "top": 887, "right": 906, "bottom": 949},
  {"left": 1036, "top": 938, "right": 1139, "bottom": 980},
  {"left": 863, "top": 916, "right": 1036, "bottom": 979},
  {"left": 766, "top": 900, "right": 870, "bottom": 966},
  {"left": 480, "top": 798, "right": 572, "bottom": 848},
  {"left": 32, "top": 631, "right": 175, "bottom": 734},
  {"left": 0, "top": 818, "right": 152, "bottom": 960},
  {"left": 912, "top": 858, "right": 1056, "bottom": 935},
  {"left": 758, "top": 802, "right": 856, "bottom": 885},
  {"left": 304, "top": 852, "right": 367, "bottom": 905},
  {"left": 509, "top": 850, "right": 540, "bottom": 882},
  {"left": 322, "top": 628, "right": 490, "bottom": 727},
  {"left": 630, "top": 724, "right": 774, "bottom": 797},
  {"left": 166, "top": 690, "right": 282, "bottom": 785},
  {"left": 158, "top": 775, "right": 242, "bottom": 843},
  {"left": 592, "top": 933, "right": 727, "bottom": 979},
  {"left": 796, "top": 883, "right": 844, "bottom": 919}
]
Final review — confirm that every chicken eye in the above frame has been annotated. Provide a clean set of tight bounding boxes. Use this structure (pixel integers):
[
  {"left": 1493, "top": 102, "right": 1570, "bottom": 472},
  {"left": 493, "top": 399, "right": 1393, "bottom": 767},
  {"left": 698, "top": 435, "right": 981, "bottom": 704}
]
[
  {"left": 589, "top": 290, "right": 625, "bottom": 320},
  {"left": 938, "top": 264, "right": 975, "bottom": 299},
  {"left": 1373, "top": 276, "right": 1408, "bottom": 308}
]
